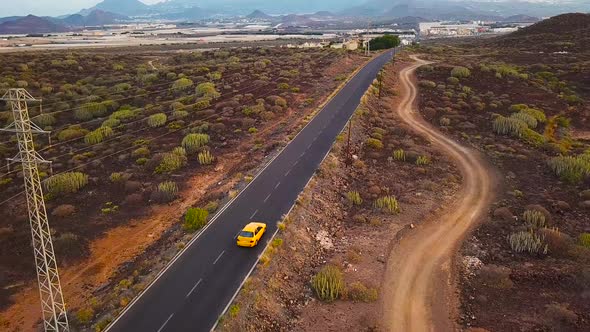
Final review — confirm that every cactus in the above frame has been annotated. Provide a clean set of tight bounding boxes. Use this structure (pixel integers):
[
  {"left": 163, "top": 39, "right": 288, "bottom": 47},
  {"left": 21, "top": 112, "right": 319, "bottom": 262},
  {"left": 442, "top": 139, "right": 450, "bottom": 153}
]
[
  {"left": 182, "top": 133, "right": 210, "bottom": 153},
  {"left": 346, "top": 191, "right": 363, "bottom": 206},
  {"left": 374, "top": 196, "right": 400, "bottom": 214},
  {"left": 44, "top": 172, "right": 89, "bottom": 195},
  {"left": 393, "top": 149, "right": 406, "bottom": 161},
  {"left": 523, "top": 210, "right": 546, "bottom": 229},
  {"left": 311, "top": 265, "right": 345, "bottom": 302},
  {"left": 508, "top": 231, "right": 548, "bottom": 254},
  {"left": 416, "top": 156, "right": 431, "bottom": 166},
  {"left": 198, "top": 150, "right": 214, "bottom": 165}
]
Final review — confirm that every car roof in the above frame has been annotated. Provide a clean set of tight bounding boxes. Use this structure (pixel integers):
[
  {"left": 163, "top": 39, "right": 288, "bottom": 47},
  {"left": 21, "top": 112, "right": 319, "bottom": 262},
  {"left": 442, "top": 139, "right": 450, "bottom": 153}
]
[{"left": 243, "top": 222, "right": 266, "bottom": 231}]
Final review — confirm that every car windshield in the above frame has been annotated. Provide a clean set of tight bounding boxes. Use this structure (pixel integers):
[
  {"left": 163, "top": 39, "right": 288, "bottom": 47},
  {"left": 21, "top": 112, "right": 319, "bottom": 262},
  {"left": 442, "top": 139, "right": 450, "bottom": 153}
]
[{"left": 239, "top": 231, "right": 254, "bottom": 238}]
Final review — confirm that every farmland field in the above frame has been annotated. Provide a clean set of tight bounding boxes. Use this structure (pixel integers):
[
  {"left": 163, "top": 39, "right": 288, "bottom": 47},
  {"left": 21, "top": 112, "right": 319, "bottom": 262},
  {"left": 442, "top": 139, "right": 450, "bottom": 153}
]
[{"left": 0, "top": 45, "right": 365, "bottom": 330}]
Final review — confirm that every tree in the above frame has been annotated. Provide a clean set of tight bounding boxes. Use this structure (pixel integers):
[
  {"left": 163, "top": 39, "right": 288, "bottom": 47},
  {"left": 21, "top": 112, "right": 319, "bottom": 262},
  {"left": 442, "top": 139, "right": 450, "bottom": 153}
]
[{"left": 368, "top": 35, "right": 401, "bottom": 51}]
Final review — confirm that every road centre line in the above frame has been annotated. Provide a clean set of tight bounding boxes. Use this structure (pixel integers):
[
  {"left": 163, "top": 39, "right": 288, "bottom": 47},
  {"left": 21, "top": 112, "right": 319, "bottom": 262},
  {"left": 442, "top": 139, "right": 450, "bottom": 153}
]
[
  {"left": 185, "top": 279, "right": 203, "bottom": 298},
  {"left": 263, "top": 193, "right": 272, "bottom": 203},
  {"left": 213, "top": 251, "right": 225, "bottom": 265},
  {"left": 250, "top": 209, "right": 258, "bottom": 219},
  {"left": 157, "top": 313, "right": 174, "bottom": 332}
]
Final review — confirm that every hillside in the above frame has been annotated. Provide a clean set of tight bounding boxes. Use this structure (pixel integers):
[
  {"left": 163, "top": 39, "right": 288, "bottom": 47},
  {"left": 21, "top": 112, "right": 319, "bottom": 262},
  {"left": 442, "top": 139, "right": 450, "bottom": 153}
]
[
  {"left": 0, "top": 15, "right": 69, "bottom": 34},
  {"left": 246, "top": 10, "right": 273, "bottom": 20},
  {"left": 81, "top": 0, "right": 149, "bottom": 16},
  {"left": 494, "top": 13, "right": 590, "bottom": 52}
]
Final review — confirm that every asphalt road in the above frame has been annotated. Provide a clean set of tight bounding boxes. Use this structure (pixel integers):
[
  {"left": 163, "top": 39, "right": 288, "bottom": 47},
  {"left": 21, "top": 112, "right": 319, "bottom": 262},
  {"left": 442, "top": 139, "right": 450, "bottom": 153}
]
[{"left": 107, "top": 49, "right": 394, "bottom": 332}]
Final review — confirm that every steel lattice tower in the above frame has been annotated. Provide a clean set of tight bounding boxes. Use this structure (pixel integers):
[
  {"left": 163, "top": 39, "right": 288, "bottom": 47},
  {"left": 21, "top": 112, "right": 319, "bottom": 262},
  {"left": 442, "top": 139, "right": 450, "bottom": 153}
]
[{"left": 0, "top": 89, "right": 69, "bottom": 332}]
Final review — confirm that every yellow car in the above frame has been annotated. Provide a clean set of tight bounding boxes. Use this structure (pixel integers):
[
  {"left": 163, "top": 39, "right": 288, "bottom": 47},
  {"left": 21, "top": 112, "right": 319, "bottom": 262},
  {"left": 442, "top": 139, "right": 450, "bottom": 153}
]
[{"left": 237, "top": 222, "right": 267, "bottom": 247}]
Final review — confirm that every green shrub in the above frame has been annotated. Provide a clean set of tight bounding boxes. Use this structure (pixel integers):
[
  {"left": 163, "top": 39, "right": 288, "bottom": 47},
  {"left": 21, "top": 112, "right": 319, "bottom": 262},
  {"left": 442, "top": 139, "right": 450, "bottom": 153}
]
[
  {"left": 44, "top": 172, "right": 89, "bottom": 195},
  {"left": 153, "top": 181, "right": 178, "bottom": 203},
  {"left": 182, "top": 133, "right": 210, "bottom": 153},
  {"left": 195, "top": 82, "right": 221, "bottom": 99},
  {"left": 147, "top": 113, "right": 167, "bottom": 128},
  {"left": 374, "top": 196, "right": 400, "bottom": 214},
  {"left": 522, "top": 108, "right": 546, "bottom": 123},
  {"left": 416, "top": 156, "right": 431, "bottom": 166},
  {"left": 547, "top": 154, "right": 590, "bottom": 184},
  {"left": 198, "top": 150, "right": 214, "bottom": 165},
  {"left": 447, "top": 77, "right": 459, "bottom": 85},
  {"left": 523, "top": 210, "right": 546, "bottom": 229},
  {"left": 193, "top": 99, "right": 211, "bottom": 111},
  {"left": 451, "top": 66, "right": 471, "bottom": 78},
  {"left": 33, "top": 113, "right": 56, "bottom": 127},
  {"left": 311, "top": 265, "right": 345, "bottom": 302},
  {"left": 419, "top": 80, "right": 436, "bottom": 89},
  {"left": 509, "top": 104, "right": 528, "bottom": 112},
  {"left": 203, "top": 200, "right": 219, "bottom": 213},
  {"left": 173, "top": 110, "right": 189, "bottom": 119},
  {"left": 183, "top": 207, "right": 209, "bottom": 232},
  {"left": 81, "top": 102, "right": 108, "bottom": 118},
  {"left": 393, "top": 149, "right": 406, "bottom": 161},
  {"left": 346, "top": 191, "right": 362, "bottom": 206},
  {"left": 74, "top": 108, "right": 93, "bottom": 121},
  {"left": 57, "top": 126, "right": 89, "bottom": 141},
  {"left": 155, "top": 149, "right": 187, "bottom": 174},
  {"left": 84, "top": 126, "right": 113, "bottom": 145},
  {"left": 347, "top": 282, "right": 378, "bottom": 302},
  {"left": 366, "top": 138, "right": 383, "bottom": 150},
  {"left": 508, "top": 231, "right": 548, "bottom": 255},
  {"left": 579, "top": 233, "right": 590, "bottom": 248}
]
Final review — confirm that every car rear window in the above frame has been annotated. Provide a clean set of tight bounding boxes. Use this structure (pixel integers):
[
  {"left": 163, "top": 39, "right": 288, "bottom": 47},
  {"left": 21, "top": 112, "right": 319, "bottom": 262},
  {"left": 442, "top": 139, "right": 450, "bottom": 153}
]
[{"left": 239, "top": 231, "right": 254, "bottom": 238}]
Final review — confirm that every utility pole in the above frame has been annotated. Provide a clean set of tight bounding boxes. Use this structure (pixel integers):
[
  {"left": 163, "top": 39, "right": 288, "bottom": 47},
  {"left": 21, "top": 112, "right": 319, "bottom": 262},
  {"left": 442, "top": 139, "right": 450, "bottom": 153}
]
[{"left": 0, "top": 89, "right": 69, "bottom": 332}]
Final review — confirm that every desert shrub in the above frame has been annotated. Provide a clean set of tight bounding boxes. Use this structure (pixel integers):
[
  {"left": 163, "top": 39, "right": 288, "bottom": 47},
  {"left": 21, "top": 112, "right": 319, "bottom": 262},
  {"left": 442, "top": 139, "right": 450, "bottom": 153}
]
[
  {"left": 147, "top": 113, "right": 167, "bottom": 128},
  {"left": 511, "top": 112, "right": 538, "bottom": 129},
  {"left": 101, "top": 118, "right": 120, "bottom": 128},
  {"left": 347, "top": 282, "right": 378, "bottom": 302},
  {"left": 155, "top": 149, "right": 187, "bottom": 174},
  {"left": 33, "top": 113, "right": 56, "bottom": 127},
  {"left": 523, "top": 210, "right": 546, "bottom": 229},
  {"left": 447, "top": 77, "right": 459, "bottom": 85},
  {"left": 477, "top": 265, "right": 513, "bottom": 289},
  {"left": 182, "top": 133, "right": 210, "bottom": 153},
  {"left": 492, "top": 115, "right": 528, "bottom": 136},
  {"left": 74, "top": 108, "right": 93, "bottom": 121},
  {"left": 579, "top": 233, "right": 590, "bottom": 248},
  {"left": 132, "top": 147, "right": 150, "bottom": 158},
  {"left": 173, "top": 110, "right": 189, "bottom": 119},
  {"left": 522, "top": 108, "right": 546, "bottom": 123},
  {"left": 540, "top": 228, "right": 573, "bottom": 255},
  {"left": 366, "top": 138, "right": 383, "bottom": 150},
  {"left": 57, "top": 126, "right": 89, "bottom": 141},
  {"left": 172, "top": 78, "right": 194, "bottom": 91},
  {"left": 152, "top": 181, "right": 178, "bottom": 203},
  {"left": 509, "top": 104, "right": 528, "bottom": 112},
  {"left": 522, "top": 128, "right": 547, "bottom": 147},
  {"left": 81, "top": 102, "right": 108, "bottom": 118},
  {"left": 109, "top": 172, "right": 124, "bottom": 183},
  {"left": 311, "top": 265, "right": 345, "bottom": 302},
  {"left": 346, "top": 191, "right": 362, "bottom": 206},
  {"left": 547, "top": 154, "right": 590, "bottom": 184},
  {"left": 508, "top": 231, "right": 548, "bottom": 255},
  {"left": 451, "top": 66, "right": 471, "bottom": 78},
  {"left": 44, "top": 172, "right": 88, "bottom": 195},
  {"left": 439, "top": 117, "right": 451, "bottom": 126},
  {"left": 248, "top": 127, "right": 258, "bottom": 134},
  {"left": 84, "top": 126, "right": 113, "bottom": 145},
  {"left": 193, "top": 99, "right": 211, "bottom": 111},
  {"left": 419, "top": 80, "right": 436, "bottom": 88},
  {"left": 110, "top": 109, "right": 136, "bottom": 122},
  {"left": 204, "top": 200, "right": 219, "bottom": 213},
  {"left": 76, "top": 307, "right": 94, "bottom": 325},
  {"left": 416, "top": 156, "right": 431, "bottom": 166},
  {"left": 51, "top": 204, "right": 76, "bottom": 217},
  {"left": 198, "top": 150, "right": 214, "bottom": 165},
  {"left": 393, "top": 149, "right": 406, "bottom": 161},
  {"left": 195, "top": 82, "right": 221, "bottom": 99},
  {"left": 183, "top": 207, "right": 209, "bottom": 232},
  {"left": 374, "top": 196, "right": 400, "bottom": 214}
]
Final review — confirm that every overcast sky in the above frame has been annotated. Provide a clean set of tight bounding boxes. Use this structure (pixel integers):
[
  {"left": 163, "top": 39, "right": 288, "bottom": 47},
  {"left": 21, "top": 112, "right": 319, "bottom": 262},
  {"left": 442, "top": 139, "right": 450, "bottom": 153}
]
[{"left": 2, "top": 0, "right": 163, "bottom": 17}]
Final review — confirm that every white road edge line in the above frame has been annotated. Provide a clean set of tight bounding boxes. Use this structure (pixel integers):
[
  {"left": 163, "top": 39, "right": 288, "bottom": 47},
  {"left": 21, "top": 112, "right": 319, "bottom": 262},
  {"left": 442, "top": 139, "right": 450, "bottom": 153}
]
[
  {"left": 186, "top": 279, "right": 203, "bottom": 298},
  {"left": 208, "top": 49, "right": 397, "bottom": 332},
  {"left": 157, "top": 313, "right": 174, "bottom": 332},
  {"left": 106, "top": 48, "right": 394, "bottom": 332},
  {"left": 213, "top": 251, "right": 225, "bottom": 265}
]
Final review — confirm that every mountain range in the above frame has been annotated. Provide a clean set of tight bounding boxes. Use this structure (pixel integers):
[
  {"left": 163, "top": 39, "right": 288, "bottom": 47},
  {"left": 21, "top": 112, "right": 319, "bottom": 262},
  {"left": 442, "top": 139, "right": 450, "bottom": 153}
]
[{"left": 0, "top": 10, "right": 128, "bottom": 34}]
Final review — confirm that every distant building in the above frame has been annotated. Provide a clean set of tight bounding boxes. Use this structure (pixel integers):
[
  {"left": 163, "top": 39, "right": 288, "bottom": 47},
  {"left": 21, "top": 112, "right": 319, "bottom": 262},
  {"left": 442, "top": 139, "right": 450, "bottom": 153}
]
[
  {"left": 419, "top": 22, "right": 485, "bottom": 37},
  {"left": 330, "top": 39, "right": 359, "bottom": 50}
]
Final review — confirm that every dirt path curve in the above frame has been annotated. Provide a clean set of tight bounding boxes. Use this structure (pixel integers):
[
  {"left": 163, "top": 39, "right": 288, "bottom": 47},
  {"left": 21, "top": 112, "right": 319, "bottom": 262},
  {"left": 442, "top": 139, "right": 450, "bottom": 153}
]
[{"left": 382, "top": 56, "right": 497, "bottom": 331}]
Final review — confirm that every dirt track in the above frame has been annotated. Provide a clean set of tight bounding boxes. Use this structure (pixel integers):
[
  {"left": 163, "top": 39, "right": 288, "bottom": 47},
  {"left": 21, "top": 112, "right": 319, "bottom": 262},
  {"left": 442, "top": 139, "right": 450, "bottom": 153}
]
[{"left": 382, "top": 56, "right": 497, "bottom": 331}]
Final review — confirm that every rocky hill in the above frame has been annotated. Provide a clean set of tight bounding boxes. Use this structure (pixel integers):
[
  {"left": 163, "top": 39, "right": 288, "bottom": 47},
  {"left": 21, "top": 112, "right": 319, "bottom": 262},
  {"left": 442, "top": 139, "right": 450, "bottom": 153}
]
[{"left": 0, "top": 15, "right": 69, "bottom": 34}]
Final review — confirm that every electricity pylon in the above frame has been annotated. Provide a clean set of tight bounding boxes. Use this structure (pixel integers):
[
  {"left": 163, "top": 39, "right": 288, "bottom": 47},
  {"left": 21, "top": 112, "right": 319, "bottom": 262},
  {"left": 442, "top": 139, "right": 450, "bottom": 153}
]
[{"left": 0, "top": 89, "right": 69, "bottom": 332}]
